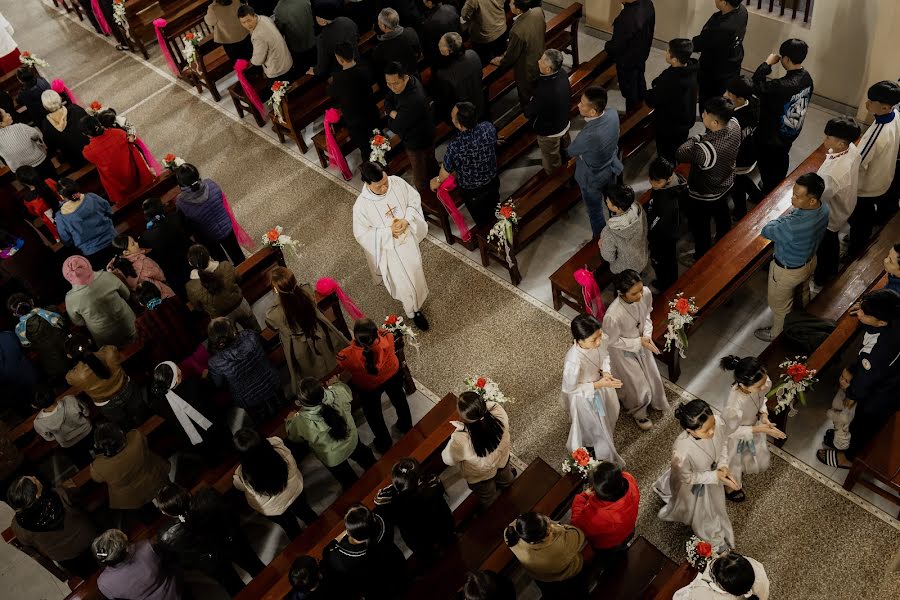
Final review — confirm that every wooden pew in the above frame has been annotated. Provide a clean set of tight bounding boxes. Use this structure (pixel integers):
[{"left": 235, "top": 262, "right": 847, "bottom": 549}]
[
  {"left": 645, "top": 561, "right": 701, "bottom": 600},
  {"left": 842, "top": 410, "right": 900, "bottom": 515},
  {"left": 648, "top": 147, "right": 828, "bottom": 382},
  {"left": 590, "top": 536, "right": 681, "bottom": 600},
  {"left": 116, "top": 0, "right": 208, "bottom": 60},
  {"left": 476, "top": 105, "right": 654, "bottom": 285},
  {"left": 157, "top": 8, "right": 233, "bottom": 101}
]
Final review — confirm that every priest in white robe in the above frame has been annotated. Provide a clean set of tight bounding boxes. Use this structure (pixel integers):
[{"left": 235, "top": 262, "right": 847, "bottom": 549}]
[{"left": 353, "top": 161, "right": 430, "bottom": 330}]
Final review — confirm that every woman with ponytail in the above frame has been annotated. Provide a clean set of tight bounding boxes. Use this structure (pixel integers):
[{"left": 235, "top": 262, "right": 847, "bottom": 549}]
[
  {"left": 267, "top": 266, "right": 349, "bottom": 391},
  {"left": 175, "top": 163, "right": 245, "bottom": 265},
  {"left": 65, "top": 333, "right": 147, "bottom": 429},
  {"left": 186, "top": 244, "right": 261, "bottom": 333},
  {"left": 373, "top": 457, "right": 455, "bottom": 560},
  {"left": 106, "top": 234, "right": 175, "bottom": 299},
  {"left": 441, "top": 391, "right": 514, "bottom": 506},
  {"left": 719, "top": 355, "right": 785, "bottom": 501},
  {"left": 503, "top": 511, "right": 587, "bottom": 597},
  {"left": 285, "top": 377, "right": 377, "bottom": 489},
  {"left": 653, "top": 399, "right": 737, "bottom": 551},
  {"left": 673, "top": 550, "right": 769, "bottom": 599},
  {"left": 337, "top": 319, "right": 412, "bottom": 453},
  {"left": 322, "top": 503, "right": 409, "bottom": 600},
  {"left": 207, "top": 317, "right": 282, "bottom": 423}
]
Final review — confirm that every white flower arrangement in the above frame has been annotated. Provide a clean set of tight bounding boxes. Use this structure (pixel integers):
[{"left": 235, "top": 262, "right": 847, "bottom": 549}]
[
  {"left": 486, "top": 200, "right": 517, "bottom": 267},
  {"left": 560, "top": 447, "right": 600, "bottom": 479},
  {"left": 663, "top": 292, "right": 698, "bottom": 358},
  {"left": 685, "top": 535, "right": 715, "bottom": 571},
  {"left": 266, "top": 80, "right": 290, "bottom": 123},
  {"left": 181, "top": 31, "right": 203, "bottom": 69},
  {"left": 766, "top": 356, "right": 818, "bottom": 415},
  {"left": 463, "top": 376, "right": 513, "bottom": 404},
  {"left": 262, "top": 226, "right": 302, "bottom": 260},
  {"left": 112, "top": 0, "right": 128, "bottom": 29},
  {"left": 381, "top": 315, "right": 419, "bottom": 353},
  {"left": 369, "top": 130, "right": 391, "bottom": 166},
  {"left": 19, "top": 52, "right": 49, "bottom": 68},
  {"left": 162, "top": 153, "right": 185, "bottom": 170}
]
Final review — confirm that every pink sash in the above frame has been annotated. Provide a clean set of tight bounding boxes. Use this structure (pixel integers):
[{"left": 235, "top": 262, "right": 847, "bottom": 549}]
[
  {"left": 50, "top": 79, "right": 82, "bottom": 107},
  {"left": 315, "top": 278, "right": 365, "bottom": 321},
  {"left": 91, "top": 0, "right": 112, "bottom": 35},
  {"left": 234, "top": 60, "right": 268, "bottom": 123},
  {"left": 221, "top": 192, "right": 255, "bottom": 250},
  {"left": 134, "top": 137, "right": 163, "bottom": 176},
  {"left": 435, "top": 175, "right": 471, "bottom": 243},
  {"left": 574, "top": 268, "right": 606, "bottom": 319},
  {"left": 153, "top": 19, "right": 180, "bottom": 76},
  {"left": 323, "top": 109, "right": 353, "bottom": 181}
]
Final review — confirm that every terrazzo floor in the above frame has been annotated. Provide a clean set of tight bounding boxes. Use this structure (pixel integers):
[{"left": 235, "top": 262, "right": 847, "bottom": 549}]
[{"left": 2, "top": 2, "right": 899, "bottom": 599}]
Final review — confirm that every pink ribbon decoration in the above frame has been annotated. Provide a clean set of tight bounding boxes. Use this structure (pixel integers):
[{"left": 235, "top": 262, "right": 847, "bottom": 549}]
[
  {"left": 153, "top": 19, "right": 180, "bottom": 76},
  {"left": 234, "top": 60, "right": 268, "bottom": 124},
  {"left": 91, "top": 0, "right": 112, "bottom": 35},
  {"left": 315, "top": 277, "right": 366, "bottom": 321},
  {"left": 435, "top": 175, "right": 471, "bottom": 243},
  {"left": 323, "top": 109, "right": 353, "bottom": 181},
  {"left": 221, "top": 192, "right": 255, "bottom": 251},
  {"left": 574, "top": 268, "right": 606, "bottom": 319},
  {"left": 133, "top": 136, "right": 163, "bottom": 176},
  {"left": 50, "top": 79, "right": 82, "bottom": 107}
]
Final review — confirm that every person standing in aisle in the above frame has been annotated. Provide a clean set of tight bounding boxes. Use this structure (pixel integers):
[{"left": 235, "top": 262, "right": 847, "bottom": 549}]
[
  {"left": 692, "top": 0, "right": 748, "bottom": 111},
  {"left": 604, "top": 0, "right": 655, "bottom": 113}
]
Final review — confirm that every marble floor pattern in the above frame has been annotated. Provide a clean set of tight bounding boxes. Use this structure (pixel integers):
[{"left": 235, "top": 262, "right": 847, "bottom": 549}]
[{"left": 2, "top": 2, "right": 899, "bottom": 599}]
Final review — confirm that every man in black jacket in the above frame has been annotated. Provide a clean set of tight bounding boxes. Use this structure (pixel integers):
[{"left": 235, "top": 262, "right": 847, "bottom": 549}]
[
  {"left": 645, "top": 38, "right": 699, "bottom": 161},
  {"left": 646, "top": 157, "right": 686, "bottom": 291},
  {"left": 753, "top": 38, "right": 814, "bottom": 195},
  {"left": 373, "top": 7, "right": 423, "bottom": 75},
  {"left": 524, "top": 49, "right": 571, "bottom": 174},
  {"left": 420, "top": 0, "right": 460, "bottom": 65},
  {"left": 432, "top": 32, "right": 485, "bottom": 124},
  {"left": 604, "top": 0, "right": 655, "bottom": 113},
  {"left": 328, "top": 42, "right": 382, "bottom": 160},
  {"left": 310, "top": 3, "right": 359, "bottom": 76},
  {"left": 725, "top": 75, "right": 761, "bottom": 218},
  {"left": 692, "top": 0, "right": 748, "bottom": 111},
  {"left": 385, "top": 61, "right": 438, "bottom": 194}
]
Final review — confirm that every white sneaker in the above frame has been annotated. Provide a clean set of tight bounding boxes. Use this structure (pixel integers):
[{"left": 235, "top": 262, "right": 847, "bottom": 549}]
[{"left": 634, "top": 416, "right": 653, "bottom": 431}]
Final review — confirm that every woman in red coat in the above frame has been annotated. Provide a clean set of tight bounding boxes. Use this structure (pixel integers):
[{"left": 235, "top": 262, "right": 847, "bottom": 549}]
[
  {"left": 570, "top": 462, "right": 640, "bottom": 550},
  {"left": 80, "top": 115, "right": 153, "bottom": 204}
]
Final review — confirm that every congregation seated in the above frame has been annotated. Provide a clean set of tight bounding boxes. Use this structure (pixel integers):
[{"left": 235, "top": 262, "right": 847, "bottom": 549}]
[
  {"left": 6, "top": 475, "right": 97, "bottom": 579},
  {"left": 0, "top": 107, "right": 54, "bottom": 178},
  {"left": 90, "top": 422, "right": 170, "bottom": 514},
  {"left": 39, "top": 89, "right": 89, "bottom": 168},
  {"left": 8, "top": 292, "right": 68, "bottom": 381},
  {"left": 205, "top": 0, "right": 254, "bottom": 63},
  {"left": 31, "top": 389, "right": 95, "bottom": 465},
  {"left": 231, "top": 427, "right": 318, "bottom": 539},
  {"left": 503, "top": 511, "right": 587, "bottom": 597},
  {"left": 107, "top": 234, "right": 175, "bottom": 299},
  {"left": 92, "top": 528, "right": 184, "bottom": 600},
  {"left": 186, "top": 244, "right": 259, "bottom": 331},
  {"left": 80, "top": 114, "right": 154, "bottom": 205},
  {"left": 174, "top": 163, "right": 246, "bottom": 266},
  {"left": 63, "top": 256, "right": 137, "bottom": 347},
  {"left": 56, "top": 179, "right": 117, "bottom": 269}
]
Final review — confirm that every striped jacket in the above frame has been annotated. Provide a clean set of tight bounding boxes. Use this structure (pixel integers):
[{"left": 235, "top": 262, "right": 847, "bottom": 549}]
[
  {"left": 676, "top": 117, "right": 742, "bottom": 201},
  {"left": 858, "top": 109, "right": 900, "bottom": 198}
]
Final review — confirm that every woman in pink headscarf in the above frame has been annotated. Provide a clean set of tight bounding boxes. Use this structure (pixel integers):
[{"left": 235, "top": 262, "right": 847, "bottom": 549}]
[{"left": 63, "top": 255, "right": 137, "bottom": 347}]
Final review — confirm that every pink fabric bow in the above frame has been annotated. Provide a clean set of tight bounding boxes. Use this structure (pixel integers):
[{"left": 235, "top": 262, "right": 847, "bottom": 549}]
[
  {"left": 574, "top": 268, "right": 605, "bottom": 319},
  {"left": 62, "top": 255, "right": 95, "bottom": 286},
  {"left": 323, "top": 109, "right": 353, "bottom": 181},
  {"left": 234, "top": 60, "right": 268, "bottom": 124},
  {"left": 435, "top": 175, "right": 471, "bottom": 242},
  {"left": 50, "top": 80, "right": 82, "bottom": 107},
  {"left": 133, "top": 136, "right": 163, "bottom": 176},
  {"left": 153, "top": 19, "right": 180, "bottom": 76},
  {"left": 221, "top": 192, "right": 255, "bottom": 251},
  {"left": 91, "top": 0, "right": 112, "bottom": 35},
  {"left": 315, "top": 278, "right": 365, "bottom": 321}
]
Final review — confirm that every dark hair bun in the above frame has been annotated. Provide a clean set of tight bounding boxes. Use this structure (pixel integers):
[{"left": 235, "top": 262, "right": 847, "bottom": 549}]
[{"left": 719, "top": 355, "right": 741, "bottom": 371}]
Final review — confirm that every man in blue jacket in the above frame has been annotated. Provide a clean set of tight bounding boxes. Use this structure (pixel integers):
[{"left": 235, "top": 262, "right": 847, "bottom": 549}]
[{"left": 568, "top": 86, "right": 623, "bottom": 236}]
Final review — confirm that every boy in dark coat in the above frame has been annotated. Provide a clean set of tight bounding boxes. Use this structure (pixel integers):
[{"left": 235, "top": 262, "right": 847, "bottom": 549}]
[
  {"left": 645, "top": 38, "right": 699, "bottom": 161},
  {"left": 646, "top": 157, "right": 686, "bottom": 291},
  {"left": 604, "top": 0, "right": 655, "bottom": 113}
]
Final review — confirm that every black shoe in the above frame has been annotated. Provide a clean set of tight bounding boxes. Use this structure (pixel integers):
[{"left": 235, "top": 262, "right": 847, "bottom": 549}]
[{"left": 413, "top": 311, "right": 430, "bottom": 331}]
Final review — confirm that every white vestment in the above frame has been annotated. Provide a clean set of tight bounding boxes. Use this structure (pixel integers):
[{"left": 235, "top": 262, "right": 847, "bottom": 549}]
[
  {"left": 602, "top": 287, "right": 669, "bottom": 419},
  {"left": 352, "top": 176, "right": 429, "bottom": 317},
  {"left": 653, "top": 415, "right": 735, "bottom": 551},
  {"left": 722, "top": 379, "right": 772, "bottom": 487},
  {"left": 672, "top": 556, "right": 770, "bottom": 600},
  {"left": 560, "top": 339, "right": 624, "bottom": 466}
]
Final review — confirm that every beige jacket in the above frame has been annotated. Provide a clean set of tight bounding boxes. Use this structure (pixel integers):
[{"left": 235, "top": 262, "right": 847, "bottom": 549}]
[
  {"left": 441, "top": 401, "right": 511, "bottom": 484},
  {"left": 205, "top": 2, "right": 250, "bottom": 44},
  {"left": 508, "top": 521, "right": 585, "bottom": 582},
  {"left": 233, "top": 437, "right": 304, "bottom": 516},
  {"left": 461, "top": 0, "right": 507, "bottom": 44},
  {"left": 250, "top": 15, "right": 293, "bottom": 78}
]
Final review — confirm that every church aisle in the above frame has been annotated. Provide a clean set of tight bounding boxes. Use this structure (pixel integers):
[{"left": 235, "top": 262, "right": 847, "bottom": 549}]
[{"left": 2, "top": 2, "right": 899, "bottom": 599}]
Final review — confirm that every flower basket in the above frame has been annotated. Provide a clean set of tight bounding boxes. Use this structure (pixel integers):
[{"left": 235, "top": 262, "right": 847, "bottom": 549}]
[
  {"left": 663, "top": 292, "right": 697, "bottom": 358},
  {"left": 19, "top": 51, "right": 48, "bottom": 68},
  {"left": 262, "top": 226, "right": 302, "bottom": 261},
  {"left": 381, "top": 315, "right": 419, "bottom": 354},
  {"left": 486, "top": 200, "right": 517, "bottom": 268},
  {"left": 463, "top": 376, "right": 513, "bottom": 404},
  {"left": 766, "top": 356, "right": 817, "bottom": 415},
  {"left": 561, "top": 447, "right": 600, "bottom": 478},
  {"left": 369, "top": 130, "right": 391, "bottom": 166},
  {"left": 685, "top": 535, "right": 714, "bottom": 571}
]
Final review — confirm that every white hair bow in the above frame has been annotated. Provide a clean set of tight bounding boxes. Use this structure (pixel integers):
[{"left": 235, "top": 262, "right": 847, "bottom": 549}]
[{"left": 158, "top": 361, "right": 213, "bottom": 445}]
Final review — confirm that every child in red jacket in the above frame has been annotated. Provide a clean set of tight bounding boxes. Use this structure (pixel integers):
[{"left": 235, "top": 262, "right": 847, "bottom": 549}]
[{"left": 570, "top": 462, "right": 640, "bottom": 550}]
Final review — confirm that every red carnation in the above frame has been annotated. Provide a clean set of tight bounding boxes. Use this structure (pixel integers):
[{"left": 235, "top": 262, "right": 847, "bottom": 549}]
[
  {"left": 572, "top": 448, "right": 591, "bottom": 467},
  {"left": 266, "top": 229, "right": 280, "bottom": 242},
  {"left": 185, "top": 32, "right": 195, "bottom": 41},
  {"left": 499, "top": 205, "right": 514, "bottom": 219},
  {"left": 675, "top": 297, "right": 690, "bottom": 315},
  {"left": 696, "top": 541, "right": 713, "bottom": 557},
  {"left": 90, "top": 100, "right": 103, "bottom": 111},
  {"left": 786, "top": 363, "right": 808, "bottom": 383},
  {"left": 272, "top": 81, "right": 283, "bottom": 91},
  {"left": 21, "top": 51, "right": 30, "bottom": 58},
  {"left": 163, "top": 153, "right": 176, "bottom": 163},
  {"left": 384, "top": 315, "right": 399, "bottom": 326},
  {"left": 372, "top": 134, "right": 386, "bottom": 146},
  {"left": 475, "top": 377, "right": 487, "bottom": 389}
]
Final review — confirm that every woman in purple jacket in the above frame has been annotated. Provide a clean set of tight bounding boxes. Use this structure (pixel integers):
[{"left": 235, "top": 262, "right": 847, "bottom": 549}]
[
  {"left": 174, "top": 163, "right": 244, "bottom": 265},
  {"left": 93, "top": 529, "right": 183, "bottom": 600}
]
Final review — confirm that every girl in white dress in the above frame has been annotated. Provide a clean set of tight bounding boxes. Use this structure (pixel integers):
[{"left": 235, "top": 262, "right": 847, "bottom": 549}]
[
  {"left": 719, "top": 355, "right": 785, "bottom": 501},
  {"left": 561, "top": 314, "right": 625, "bottom": 465},
  {"left": 653, "top": 399, "right": 737, "bottom": 551},
  {"left": 673, "top": 551, "right": 770, "bottom": 600},
  {"left": 603, "top": 270, "right": 669, "bottom": 430}
]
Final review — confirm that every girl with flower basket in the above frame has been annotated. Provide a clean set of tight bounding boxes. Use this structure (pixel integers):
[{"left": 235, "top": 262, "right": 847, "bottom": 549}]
[
  {"left": 719, "top": 356, "right": 785, "bottom": 502},
  {"left": 603, "top": 270, "right": 669, "bottom": 431},
  {"left": 673, "top": 550, "right": 770, "bottom": 599},
  {"left": 561, "top": 314, "right": 625, "bottom": 466}
]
